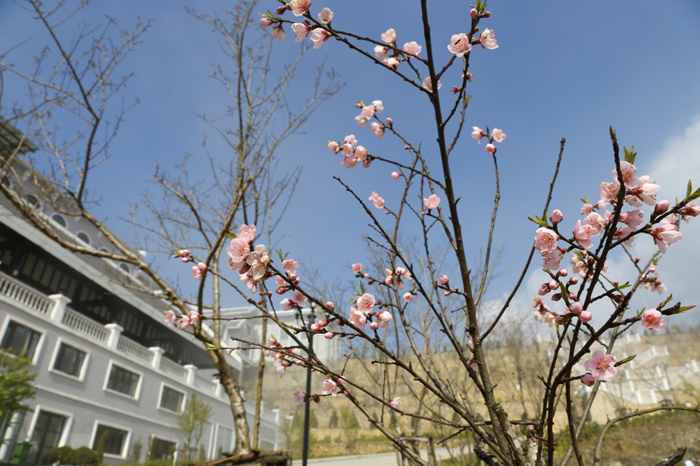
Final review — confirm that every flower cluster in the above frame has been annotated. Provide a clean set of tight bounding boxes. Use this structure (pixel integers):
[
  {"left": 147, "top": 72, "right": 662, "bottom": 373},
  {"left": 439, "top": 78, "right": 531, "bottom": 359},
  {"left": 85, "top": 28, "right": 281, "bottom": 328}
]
[
  {"left": 261, "top": 4, "right": 334, "bottom": 48},
  {"left": 374, "top": 29, "right": 423, "bottom": 70},
  {"left": 164, "top": 310, "right": 202, "bottom": 330},
  {"left": 348, "top": 292, "right": 393, "bottom": 331},
  {"left": 472, "top": 127, "right": 506, "bottom": 154},
  {"left": 329, "top": 134, "right": 373, "bottom": 169}
]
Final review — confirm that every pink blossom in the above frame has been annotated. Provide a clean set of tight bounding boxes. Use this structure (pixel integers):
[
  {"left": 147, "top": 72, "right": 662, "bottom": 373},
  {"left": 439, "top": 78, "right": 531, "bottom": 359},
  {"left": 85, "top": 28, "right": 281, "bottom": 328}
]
[
  {"left": 437, "top": 274, "right": 449, "bottom": 286},
  {"left": 343, "top": 135, "right": 358, "bottom": 155},
  {"left": 651, "top": 221, "right": 682, "bottom": 253},
  {"left": 328, "top": 141, "right": 341, "bottom": 153},
  {"left": 355, "top": 146, "right": 368, "bottom": 160},
  {"left": 424, "top": 194, "right": 440, "bottom": 210},
  {"left": 612, "top": 161, "right": 639, "bottom": 188},
  {"left": 391, "top": 172, "right": 400, "bottom": 180},
  {"left": 619, "top": 209, "right": 645, "bottom": 229},
  {"left": 372, "top": 100, "right": 384, "bottom": 113},
  {"left": 650, "top": 281, "right": 667, "bottom": 294},
  {"left": 360, "top": 105, "right": 375, "bottom": 120},
  {"left": 403, "top": 292, "right": 413, "bottom": 302},
  {"left": 403, "top": 41, "right": 422, "bottom": 56},
  {"left": 288, "top": 0, "right": 311, "bottom": 16},
  {"left": 447, "top": 33, "right": 472, "bottom": 57},
  {"left": 283, "top": 259, "right": 299, "bottom": 275},
  {"left": 573, "top": 220, "right": 597, "bottom": 249},
  {"left": 356, "top": 293, "right": 376, "bottom": 312},
  {"left": 178, "top": 315, "right": 192, "bottom": 330},
  {"left": 485, "top": 143, "right": 496, "bottom": 154},
  {"left": 246, "top": 244, "right": 271, "bottom": 280},
  {"left": 653, "top": 200, "right": 670, "bottom": 216},
  {"left": 272, "top": 23, "right": 285, "bottom": 42},
  {"left": 348, "top": 308, "right": 367, "bottom": 329},
  {"left": 491, "top": 128, "right": 506, "bottom": 143},
  {"left": 164, "top": 310, "right": 177, "bottom": 325},
  {"left": 542, "top": 248, "right": 564, "bottom": 271},
  {"left": 389, "top": 397, "right": 401, "bottom": 408},
  {"left": 291, "top": 290, "right": 307, "bottom": 307},
  {"left": 274, "top": 361, "right": 286, "bottom": 378},
  {"left": 369, "top": 192, "right": 385, "bottom": 209},
  {"left": 189, "top": 311, "right": 201, "bottom": 323},
  {"left": 550, "top": 209, "right": 563, "bottom": 225},
  {"left": 581, "top": 374, "right": 596, "bottom": 387},
  {"left": 584, "top": 212, "right": 607, "bottom": 232},
  {"left": 479, "top": 28, "right": 498, "bottom": 49},
  {"left": 682, "top": 204, "right": 700, "bottom": 217},
  {"left": 599, "top": 180, "right": 621, "bottom": 205},
  {"left": 238, "top": 224, "right": 257, "bottom": 244},
  {"left": 383, "top": 56, "right": 400, "bottom": 69},
  {"left": 628, "top": 177, "right": 661, "bottom": 207},
  {"left": 281, "top": 298, "right": 294, "bottom": 310},
  {"left": 421, "top": 76, "right": 441, "bottom": 92},
  {"left": 322, "top": 377, "right": 338, "bottom": 396},
  {"left": 192, "top": 265, "right": 204, "bottom": 280},
  {"left": 352, "top": 263, "right": 363, "bottom": 273},
  {"left": 310, "top": 28, "right": 331, "bottom": 48},
  {"left": 317, "top": 7, "right": 333, "bottom": 24},
  {"left": 374, "top": 45, "right": 389, "bottom": 58},
  {"left": 291, "top": 23, "right": 311, "bottom": 41},
  {"left": 381, "top": 28, "right": 397, "bottom": 43},
  {"left": 584, "top": 350, "right": 617, "bottom": 380},
  {"left": 370, "top": 122, "right": 386, "bottom": 137},
  {"left": 641, "top": 308, "right": 666, "bottom": 330},
  {"left": 534, "top": 227, "right": 559, "bottom": 253},
  {"left": 580, "top": 203, "right": 594, "bottom": 216},
  {"left": 293, "top": 388, "right": 306, "bottom": 406},
  {"left": 260, "top": 18, "right": 274, "bottom": 28},
  {"left": 227, "top": 237, "right": 250, "bottom": 272},
  {"left": 340, "top": 155, "right": 359, "bottom": 169},
  {"left": 377, "top": 311, "right": 393, "bottom": 328}
]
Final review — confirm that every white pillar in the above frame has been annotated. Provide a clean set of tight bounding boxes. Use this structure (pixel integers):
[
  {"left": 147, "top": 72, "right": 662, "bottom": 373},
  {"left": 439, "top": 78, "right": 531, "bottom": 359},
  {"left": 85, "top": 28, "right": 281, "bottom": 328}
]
[
  {"left": 105, "top": 323, "right": 124, "bottom": 349},
  {"left": 662, "top": 377, "right": 670, "bottom": 391},
  {"left": 635, "top": 390, "right": 643, "bottom": 404},
  {"left": 149, "top": 347, "right": 165, "bottom": 369},
  {"left": 650, "top": 389, "right": 657, "bottom": 404},
  {"left": 184, "top": 364, "right": 198, "bottom": 385},
  {"left": 48, "top": 294, "right": 71, "bottom": 323},
  {"left": 628, "top": 379, "right": 635, "bottom": 391},
  {"left": 691, "top": 359, "right": 699, "bottom": 373},
  {"left": 655, "top": 365, "right": 663, "bottom": 377},
  {"left": 651, "top": 346, "right": 657, "bottom": 357},
  {"left": 215, "top": 383, "right": 223, "bottom": 398}
]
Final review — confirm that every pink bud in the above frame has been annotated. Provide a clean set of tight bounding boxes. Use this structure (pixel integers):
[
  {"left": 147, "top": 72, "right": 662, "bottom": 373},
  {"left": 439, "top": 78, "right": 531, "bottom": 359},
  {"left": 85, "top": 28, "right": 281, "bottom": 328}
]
[
  {"left": 288, "top": 273, "right": 297, "bottom": 281},
  {"left": 352, "top": 263, "right": 362, "bottom": 273},
  {"left": 569, "top": 277, "right": 579, "bottom": 285},
  {"left": 635, "top": 257, "right": 640, "bottom": 263},
  {"left": 437, "top": 274, "right": 449, "bottom": 286},
  {"left": 363, "top": 273, "right": 371, "bottom": 279},
  {"left": 181, "top": 256, "right": 191, "bottom": 263},
  {"left": 310, "top": 324, "right": 319, "bottom": 332},
  {"left": 482, "top": 11, "right": 491, "bottom": 17},
  {"left": 581, "top": 373, "right": 595, "bottom": 387},
  {"left": 558, "top": 268, "right": 568, "bottom": 277},
  {"left": 403, "top": 292, "right": 413, "bottom": 302},
  {"left": 485, "top": 143, "right": 496, "bottom": 154},
  {"left": 370, "top": 322, "right": 379, "bottom": 330},
  {"left": 648, "top": 265, "right": 656, "bottom": 274},
  {"left": 276, "top": 6, "right": 286, "bottom": 14},
  {"left": 569, "top": 302, "right": 583, "bottom": 315},
  {"left": 568, "top": 292, "right": 576, "bottom": 300},
  {"left": 197, "top": 262, "right": 208, "bottom": 271},
  {"left": 538, "top": 284, "right": 549, "bottom": 296},
  {"left": 324, "top": 332, "right": 334, "bottom": 340},
  {"left": 549, "top": 209, "right": 563, "bottom": 225},
  {"left": 653, "top": 200, "right": 670, "bottom": 216},
  {"left": 444, "top": 290, "right": 451, "bottom": 296},
  {"left": 391, "top": 171, "right": 400, "bottom": 180},
  {"left": 470, "top": 8, "right": 478, "bottom": 18},
  {"left": 362, "top": 158, "right": 372, "bottom": 168},
  {"left": 554, "top": 313, "right": 567, "bottom": 325},
  {"left": 386, "top": 117, "right": 393, "bottom": 127},
  {"left": 260, "top": 17, "right": 274, "bottom": 27},
  {"left": 579, "top": 310, "right": 592, "bottom": 323},
  {"left": 587, "top": 256, "right": 595, "bottom": 264},
  {"left": 682, "top": 204, "right": 700, "bottom": 217},
  {"left": 548, "top": 280, "right": 559, "bottom": 290},
  {"left": 551, "top": 293, "right": 561, "bottom": 302},
  {"left": 326, "top": 301, "right": 335, "bottom": 311}
]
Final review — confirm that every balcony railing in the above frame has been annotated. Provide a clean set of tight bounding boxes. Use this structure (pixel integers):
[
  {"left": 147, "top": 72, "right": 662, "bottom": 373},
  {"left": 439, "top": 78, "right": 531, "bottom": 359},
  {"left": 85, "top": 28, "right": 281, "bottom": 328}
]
[{"left": 0, "top": 272, "right": 52, "bottom": 315}]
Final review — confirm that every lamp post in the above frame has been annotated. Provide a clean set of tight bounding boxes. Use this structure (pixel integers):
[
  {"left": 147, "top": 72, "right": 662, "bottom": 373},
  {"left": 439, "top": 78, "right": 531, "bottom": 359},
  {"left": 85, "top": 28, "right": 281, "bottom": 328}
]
[{"left": 301, "top": 304, "right": 315, "bottom": 466}]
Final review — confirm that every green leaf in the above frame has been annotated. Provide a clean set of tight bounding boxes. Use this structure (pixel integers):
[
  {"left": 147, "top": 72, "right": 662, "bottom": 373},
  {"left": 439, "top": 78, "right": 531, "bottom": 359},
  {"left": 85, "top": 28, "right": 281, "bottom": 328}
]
[
  {"left": 615, "top": 354, "right": 636, "bottom": 367},
  {"left": 527, "top": 215, "right": 549, "bottom": 227},
  {"left": 658, "top": 294, "right": 674, "bottom": 309},
  {"left": 668, "top": 305, "right": 696, "bottom": 316},
  {"left": 205, "top": 342, "right": 219, "bottom": 351},
  {"left": 687, "top": 186, "right": 700, "bottom": 202},
  {"left": 623, "top": 146, "right": 637, "bottom": 164},
  {"left": 360, "top": 281, "right": 366, "bottom": 294},
  {"left": 580, "top": 196, "right": 590, "bottom": 205},
  {"left": 609, "top": 126, "right": 617, "bottom": 142},
  {"left": 687, "top": 181, "right": 693, "bottom": 199},
  {"left": 224, "top": 231, "right": 236, "bottom": 240},
  {"left": 615, "top": 282, "right": 630, "bottom": 291}
]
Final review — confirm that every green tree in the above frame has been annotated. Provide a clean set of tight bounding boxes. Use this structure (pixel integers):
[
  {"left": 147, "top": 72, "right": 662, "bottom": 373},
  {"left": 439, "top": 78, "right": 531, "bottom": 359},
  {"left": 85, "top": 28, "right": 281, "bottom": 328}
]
[
  {"left": 0, "top": 351, "right": 36, "bottom": 420},
  {"left": 176, "top": 393, "right": 213, "bottom": 461}
]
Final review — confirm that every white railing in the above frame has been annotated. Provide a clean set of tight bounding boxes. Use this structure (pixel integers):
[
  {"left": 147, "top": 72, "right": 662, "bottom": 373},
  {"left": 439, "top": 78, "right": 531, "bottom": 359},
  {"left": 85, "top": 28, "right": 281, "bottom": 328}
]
[
  {"left": 117, "top": 336, "right": 153, "bottom": 365},
  {"left": 193, "top": 375, "right": 216, "bottom": 394},
  {"left": 161, "top": 357, "right": 187, "bottom": 379},
  {"left": 62, "top": 308, "right": 109, "bottom": 343},
  {"left": 0, "top": 272, "right": 52, "bottom": 315}
]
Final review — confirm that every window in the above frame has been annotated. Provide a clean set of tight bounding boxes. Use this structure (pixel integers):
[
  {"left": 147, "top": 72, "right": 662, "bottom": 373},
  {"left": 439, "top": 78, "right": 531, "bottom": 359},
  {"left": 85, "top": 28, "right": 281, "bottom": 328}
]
[
  {"left": 29, "top": 411, "right": 67, "bottom": 464},
  {"left": 215, "top": 425, "right": 233, "bottom": 457},
  {"left": 52, "top": 342, "right": 86, "bottom": 378},
  {"left": 92, "top": 424, "right": 128, "bottom": 457},
  {"left": 119, "top": 263, "right": 130, "bottom": 274},
  {"left": 106, "top": 364, "right": 140, "bottom": 398},
  {"left": 25, "top": 194, "right": 40, "bottom": 208},
  {"left": 76, "top": 232, "right": 90, "bottom": 245},
  {"left": 159, "top": 386, "right": 185, "bottom": 413},
  {"left": 51, "top": 214, "right": 67, "bottom": 228},
  {"left": 1, "top": 321, "right": 41, "bottom": 359},
  {"left": 150, "top": 438, "right": 176, "bottom": 460}
]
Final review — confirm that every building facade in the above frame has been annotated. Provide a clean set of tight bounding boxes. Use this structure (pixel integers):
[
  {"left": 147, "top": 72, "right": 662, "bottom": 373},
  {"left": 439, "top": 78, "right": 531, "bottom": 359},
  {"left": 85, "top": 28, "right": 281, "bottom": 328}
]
[{"left": 0, "top": 122, "right": 283, "bottom": 464}]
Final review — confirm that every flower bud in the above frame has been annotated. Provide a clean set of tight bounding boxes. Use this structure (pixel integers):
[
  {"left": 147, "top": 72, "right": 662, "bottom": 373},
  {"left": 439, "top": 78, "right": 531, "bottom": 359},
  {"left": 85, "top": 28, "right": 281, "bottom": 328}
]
[
  {"left": 470, "top": 8, "right": 478, "bottom": 18},
  {"left": 551, "top": 293, "right": 562, "bottom": 302},
  {"left": 549, "top": 209, "right": 563, "bottom": 225},
  {"left": 653, "top": 200, "right": 670, "bottom": 216},
  {"left": 288, "top": 273, "right": 297, "bottom": 281},
  {"left": 391, "top": 172, "right": 400, "bottom": 180},
  {"left": 568, "top": 277, "right": 579, "bottom": 285},
  {"left": 276, "top": 6, "right": 286, "bottom": 14},
  {"left": 386, "top": 117, "right": 393, "bottom": 127},
  {"left": 554, "top": 313, "right": 567, "bottom": 325},
  {"left": 581, "top": 373, "right": 595, "bottom": 387},
  {"left": 485, "top": 143, "right": 497, "bottom": 154},
  {"left": 260, "top": 17, "right": 274, "bottom": 27},
  {"left": 363, "top": 273, "right": 371, "bottom": 279},
  {"left": 437, "top": 274, "right": 449, "bottom": 286},
  {"left": 569, "top": 302, "right": 583, "bottom": 315},
  {"left": 370, "top": 322, "right": 379, "bottom": 330},
  {"left": 548, "top": 280, "right": 559, "bottom": 290},
  {"left": 326, "top": 301, "right": 335, "bottom": 311},
  {"left": 444, "top": 290, "right": 451, "bottom": 296},
  {"left": 682, "top": 204, "right": 700, "bottom": 217},
  {"left": 648, "top": 265, "right": 656, "bottom": 274},
  {"left": 482, "top": 11, "right": 491, "bottom": 17},
  {"left": 362, "top": 157, "right": 372, "bottom": 168},
  {"left": 579, "top": 310, "right": 592, "bottom": 323},
  {"left": 558, "top": 268, "right": 568, "bottom": 277},
  {"left": 324, "top": 332, "right": 334, "bottom": 340},
  {"left": 568, "top": 292, "right": 576, "bottom": 300},
  {"left": 310, "top": 323, "right": 319, "bottom": 332}
]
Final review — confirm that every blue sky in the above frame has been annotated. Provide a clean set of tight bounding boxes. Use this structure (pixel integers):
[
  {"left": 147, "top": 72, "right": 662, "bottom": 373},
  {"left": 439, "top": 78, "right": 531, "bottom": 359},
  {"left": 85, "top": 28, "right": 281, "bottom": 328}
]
[{"left": 2, "top": 1, "right": 700, "bottom": 325}]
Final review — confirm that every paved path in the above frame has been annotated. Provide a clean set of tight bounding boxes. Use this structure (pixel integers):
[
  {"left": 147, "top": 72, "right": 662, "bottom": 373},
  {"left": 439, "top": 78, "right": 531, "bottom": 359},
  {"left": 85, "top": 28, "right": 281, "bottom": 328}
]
[{"left": 301, "top": 447, "right": 454, "bottom": 465}]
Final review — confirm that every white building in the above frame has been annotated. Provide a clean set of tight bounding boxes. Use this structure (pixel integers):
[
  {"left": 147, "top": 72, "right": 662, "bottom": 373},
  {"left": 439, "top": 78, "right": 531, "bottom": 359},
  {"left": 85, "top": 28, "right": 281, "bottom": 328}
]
[{"left": 0, "top": 122, "right": 283, "bottom": 464}]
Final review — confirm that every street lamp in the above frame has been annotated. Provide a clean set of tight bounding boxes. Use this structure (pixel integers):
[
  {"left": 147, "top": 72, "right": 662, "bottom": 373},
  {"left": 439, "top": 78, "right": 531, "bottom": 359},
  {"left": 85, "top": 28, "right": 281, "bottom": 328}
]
[{"left": 296, "top": 303, "right": 315, "bottom": 466}]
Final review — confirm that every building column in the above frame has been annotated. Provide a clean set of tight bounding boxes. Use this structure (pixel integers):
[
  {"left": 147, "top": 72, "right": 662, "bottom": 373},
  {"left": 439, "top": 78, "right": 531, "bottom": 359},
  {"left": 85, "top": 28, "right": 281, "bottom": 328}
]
[
  {"left": 105, "top": 323, "right": 124, "bottom": 349},
  {"left": 148, "top": 347, "right": 165, "bottom": 370},
  {"left": 48, "top": 294, "right": 71, "bottom": 323},
  {"left": 183, "top": 364, "right": 198, "bottom": 385}
]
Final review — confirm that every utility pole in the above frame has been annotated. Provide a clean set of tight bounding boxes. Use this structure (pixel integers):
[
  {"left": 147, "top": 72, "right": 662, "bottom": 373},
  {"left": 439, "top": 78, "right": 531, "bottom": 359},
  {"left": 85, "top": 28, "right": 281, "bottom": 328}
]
[{"left": 302, "top": 304, "right": 315, "bottom": 466}]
